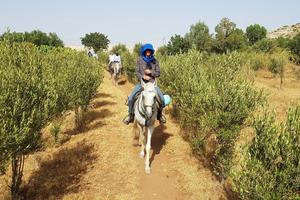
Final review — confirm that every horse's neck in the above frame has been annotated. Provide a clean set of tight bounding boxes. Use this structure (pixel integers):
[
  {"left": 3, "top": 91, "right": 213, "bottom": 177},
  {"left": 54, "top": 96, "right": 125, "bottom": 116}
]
[
  {"left": 136, "top": 93, "right": 157, "bottom": 114},
  {"left": 137, "top": 95, "right": 145, "bottom": 113}
]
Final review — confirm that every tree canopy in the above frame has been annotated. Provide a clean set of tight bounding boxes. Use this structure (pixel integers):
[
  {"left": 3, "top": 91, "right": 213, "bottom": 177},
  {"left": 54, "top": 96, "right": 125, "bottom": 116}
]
[
  {"left": 0, "top": 30, "right": 64, "bottom": 47},
  {"left": 81, "top": 32, "right": 110, "bottom": 52}
]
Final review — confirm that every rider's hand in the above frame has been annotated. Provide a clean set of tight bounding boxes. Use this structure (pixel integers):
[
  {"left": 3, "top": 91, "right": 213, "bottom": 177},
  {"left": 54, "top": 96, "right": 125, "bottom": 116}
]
[
  {"left": 144, "top": 69, "right": 151, "bottom": 74},
  {"left": 143, "top": 74, "right": 150, "bottom": 80}
]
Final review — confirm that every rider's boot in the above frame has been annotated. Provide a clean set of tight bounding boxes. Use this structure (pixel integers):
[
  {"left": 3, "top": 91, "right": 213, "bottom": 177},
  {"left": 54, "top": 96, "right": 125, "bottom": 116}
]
[
  {"left": 157, "top": 109, "right": 166, "bottom": 124},
  {"left": 123, "top": 113, "right": 134, "bottom": 125}
]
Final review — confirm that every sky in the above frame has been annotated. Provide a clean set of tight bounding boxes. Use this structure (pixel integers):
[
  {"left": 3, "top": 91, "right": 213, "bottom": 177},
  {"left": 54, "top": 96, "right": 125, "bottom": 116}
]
[{"left": 0, "top": 0, "right": 299, "bottom": 48}]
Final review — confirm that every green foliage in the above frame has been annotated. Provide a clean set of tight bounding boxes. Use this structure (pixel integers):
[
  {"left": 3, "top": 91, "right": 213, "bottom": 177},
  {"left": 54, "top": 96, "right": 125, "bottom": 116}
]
[
  {"left": 213, "top": 18, "right": 247, "bottom": 53},
  {"left": 133, "top": 42, "right": 142, "bottom": 56},
  {"left": 122, "top": 51, "right": 136, "bottom": 82},
  {"left": 97, "top": 51, "right": 109, "bottom": 64},
  {"left": 0, "top": 41, "right": 103, "bottom": 197},
  {"left": 276, "top": 37, "right": 292, "bottom": 49},
  {"left": 81, "top": 32, "right": 109, "bottom": 52},
  {"left": 0, "top": 42, "right": 54, "bottom": 197},
  {"left": 156, "top": 45, "right": 168, "bottom": 56},
  {"left": 215, "top": 17, "right": 236, "bottom": 39},
  {"left": 246, "top": 24, "right": 267, "bottom": 45},
  {"left": 249, "top": 52, "right": 269, "bottom": 71},
  {"left": 253, "top": 38, "right": 277, "bottom": 53},
  {"left": 233, "top": 105, "right": 300, "bottom": 199},
  {"left": 50, "top": 122, "right": 61, "bottom": 145},
  {"left": 225, "top": 28, "right": 248, "bottom": 51},
  {"left": 166, "top": 34, "right": 191, "bottom": 55},
  {"left": 268, "top": 51, "right": 289, "bottom": 87},
  {"left": 0, "top": 30, "right": 64, "bottom": 47},
  {"left": 159, "top": 51, "right": 265, "bottom": 177},
  {"left": 186, "top": 21, "right": 212, "bottom": 52},
  {"left": 110, "top": 43, "right": 128, "bottom": 55},
  {"left": 290, "top": 33, "right": 300, "bottom": 63},
  {"left": 110, "top": 43, "right": 136, "bottom": 81},
  {"left": 268, "top": 56, "right": 284, "bottom": 75}
]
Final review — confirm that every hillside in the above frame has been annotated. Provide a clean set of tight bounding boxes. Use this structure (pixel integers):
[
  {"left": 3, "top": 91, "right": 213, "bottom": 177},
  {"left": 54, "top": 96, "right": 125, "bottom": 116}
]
[{"left": 267, "top": 23, "right": 300, "bottom": 38}]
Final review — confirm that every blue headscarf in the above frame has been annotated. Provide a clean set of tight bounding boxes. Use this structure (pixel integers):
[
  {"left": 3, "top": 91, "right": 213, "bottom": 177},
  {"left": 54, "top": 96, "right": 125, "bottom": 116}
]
[{"left": 140, "top": 43, "right": 155, "bottom": 63}]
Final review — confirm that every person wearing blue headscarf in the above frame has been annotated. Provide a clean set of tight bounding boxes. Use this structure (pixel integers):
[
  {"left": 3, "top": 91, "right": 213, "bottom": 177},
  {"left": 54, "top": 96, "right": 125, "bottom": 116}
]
[{"left": 123, "top": 43, "right": 166, "bottom": 125}]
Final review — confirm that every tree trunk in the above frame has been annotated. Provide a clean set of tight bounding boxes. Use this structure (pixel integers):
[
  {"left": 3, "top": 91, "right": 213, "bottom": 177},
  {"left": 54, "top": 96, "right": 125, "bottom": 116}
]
[
  {"left": 75, "top": 106, "right": 84, "bottom": 130},
  {"left": 11, "top": 154, "right": 25, "bottom": 200}
]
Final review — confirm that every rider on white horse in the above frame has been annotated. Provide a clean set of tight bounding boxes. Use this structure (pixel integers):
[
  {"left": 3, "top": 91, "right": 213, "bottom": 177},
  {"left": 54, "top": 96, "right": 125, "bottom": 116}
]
[{"left": 123, "top": 43, "right": 166, "bottom": 125}]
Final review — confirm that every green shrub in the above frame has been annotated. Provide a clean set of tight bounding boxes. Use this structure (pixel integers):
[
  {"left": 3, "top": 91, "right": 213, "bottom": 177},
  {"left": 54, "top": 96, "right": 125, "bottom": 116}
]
[
  {"left": 269, "top": 56, "right": 284, "bottom": 75},
  {"left": 0, "top": 30, "right": 64, "bottom": 47},
  {"left": 268, "top": 52, "right": 289, "bottom": 87},
  {"left": 290, "top": 33, "right": 300, "bottom": 63},
  {"left": 122, "top": 51, "right": 136, "bottom": 82},
  {"left": 0, "top": 42, "right": 103, "bottom": 198},
  {"left": 249, "top": 53, "right": 269, "bottom": 71},
  {"left": 50, "top": 122, "right": 61, "bottom": 145},
  {"left": 233, "top": 105, "right": 300, "bottom": 199},
  {"left": 160, "top": 50, "right": 265, "bottom": 177},
  {"left": 253, "top": 38, "right": 277, "bottom": 53}
]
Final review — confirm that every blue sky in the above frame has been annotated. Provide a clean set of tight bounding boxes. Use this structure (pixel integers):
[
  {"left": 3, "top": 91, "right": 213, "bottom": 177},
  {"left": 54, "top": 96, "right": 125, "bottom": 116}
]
[{"left": 0, "top": 0, "right": 299, "bottom": 48}]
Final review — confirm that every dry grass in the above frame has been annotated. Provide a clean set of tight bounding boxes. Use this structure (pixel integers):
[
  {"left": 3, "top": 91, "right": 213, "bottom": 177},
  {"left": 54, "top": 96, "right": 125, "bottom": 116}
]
[
  {"left": 162, "top": 114, "right": 228, "bottom": 200},
  {"left": 254, "top": 66, "right": 300, "bottom": 120}
]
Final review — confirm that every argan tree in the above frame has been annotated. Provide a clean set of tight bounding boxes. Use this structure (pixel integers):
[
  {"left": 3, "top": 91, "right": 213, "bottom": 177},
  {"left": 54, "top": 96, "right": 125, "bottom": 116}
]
[{"left": 81, "top": 32, "right": 110, "bottom": 52}]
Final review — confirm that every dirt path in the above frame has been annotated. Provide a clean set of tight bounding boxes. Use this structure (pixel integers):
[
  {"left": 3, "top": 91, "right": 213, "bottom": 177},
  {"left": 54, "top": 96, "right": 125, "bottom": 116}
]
[
  {"left": 71, "top": 73, "right": 227, "bottom": 200},
  {"left": 2, "top": 73, "right": 227, "bottom": 200}
]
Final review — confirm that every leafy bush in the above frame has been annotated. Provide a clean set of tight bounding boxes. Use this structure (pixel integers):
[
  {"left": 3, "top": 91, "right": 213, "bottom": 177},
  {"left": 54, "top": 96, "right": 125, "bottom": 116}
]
[
  {"left": 133, "top": 43, "right": 142, "bottom": 56},
  {"left": 0, "top": 30, "right": 64, "bottom": 47},
  {"left": 246, "top": 24, "right": 267, "bottom": 45},
  {"left": 213, "top": 18, "right": 248, "bottom": 53},
  {"left": 81, "top": 32, "right": 109, "bottom": 52},
  {"left": 276, "top": 37, "right": 292, "bottom": 49},
  {"left": 268, "top": 56, "right": 284, "bottom": 75},
  {"left": 233, "top": 105, "right": 300, "bottom": 199},
  {"left": 122, "top": 51, "right": 136, "bottom": 82},
  {"left": 0, "top": 42, "right": 102, "bottom": 198},
  {"left": 109, "top": 44, "right": 137, "bottom": 81},
  {"left": 159, "top": 50, "right": 265, "bottom": 177},
  {"left": 249, "top": 53, "right": 269, "bottom": 71},
  {"left": 110, "top": 43, "right": 128, "bottom": 55},
  {"left": 167, "top": 34, "right": 191, "bottom": 55},
  {"left": 267, "top": 51, "right": 289, "bottom": 87},
  {"left": 253, "top": 38, "right": 277, "bottom": 53},
  {"left": 186, "top": 21, "right": 212, "bottom": 52},
  {"left": 156, "top": 45, "right": 168, "bottom": 56},
  {"left": 290, "top": 33, "right": 300, "bottom": 64}
]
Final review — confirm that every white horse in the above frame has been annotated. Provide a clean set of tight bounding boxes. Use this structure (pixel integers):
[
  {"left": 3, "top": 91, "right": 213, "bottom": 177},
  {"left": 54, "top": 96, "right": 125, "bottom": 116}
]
[
  {"left": 110, "top": 62, "right": 121, "bottom": 86},
  {"left": 133, "top": 80, "right": 158, "bottom": 174}
]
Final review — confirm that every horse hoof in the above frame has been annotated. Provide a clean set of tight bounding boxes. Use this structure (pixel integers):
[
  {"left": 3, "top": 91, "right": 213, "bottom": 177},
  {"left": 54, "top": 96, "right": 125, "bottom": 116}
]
[
  {"left": 139, "top": 152, "right": 145, "bottom": 158},
  {"left": 145, "top": 167, "right": 151, "bottom": 174}
]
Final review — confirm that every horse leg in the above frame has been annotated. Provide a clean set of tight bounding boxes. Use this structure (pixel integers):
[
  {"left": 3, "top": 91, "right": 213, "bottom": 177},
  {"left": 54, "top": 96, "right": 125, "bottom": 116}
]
[
  {"left": 145, "top": 126, "right": 153, "bottom": 174},
  {"left": 138, "top": 124, "right": 145, "bottom": 158}
]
